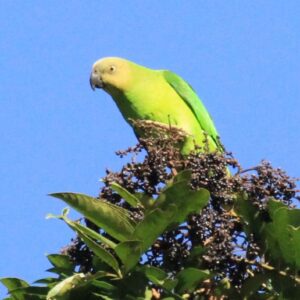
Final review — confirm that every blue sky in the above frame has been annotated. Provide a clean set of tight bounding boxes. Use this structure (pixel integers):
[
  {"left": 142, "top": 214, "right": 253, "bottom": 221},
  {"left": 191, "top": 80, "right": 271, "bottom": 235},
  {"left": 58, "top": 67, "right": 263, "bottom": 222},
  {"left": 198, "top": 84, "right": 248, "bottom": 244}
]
[{"left": 1, "top": 1, "right": 299, "bottom": 297}]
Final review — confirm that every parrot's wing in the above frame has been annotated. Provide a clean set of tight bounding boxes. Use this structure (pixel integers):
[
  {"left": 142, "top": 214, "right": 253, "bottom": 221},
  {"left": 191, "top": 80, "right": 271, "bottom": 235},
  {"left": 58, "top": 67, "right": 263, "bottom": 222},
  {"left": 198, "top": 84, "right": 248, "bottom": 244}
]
[{"left": 163, "top": 70, "right": 223, "bottom": 151}]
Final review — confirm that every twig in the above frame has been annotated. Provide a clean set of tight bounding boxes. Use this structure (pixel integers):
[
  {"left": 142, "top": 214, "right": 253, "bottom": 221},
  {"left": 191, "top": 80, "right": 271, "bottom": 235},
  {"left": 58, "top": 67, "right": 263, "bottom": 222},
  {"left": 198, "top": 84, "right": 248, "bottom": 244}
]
[{"left": 233, "top": 256, "right": 300, "bottom": 284}]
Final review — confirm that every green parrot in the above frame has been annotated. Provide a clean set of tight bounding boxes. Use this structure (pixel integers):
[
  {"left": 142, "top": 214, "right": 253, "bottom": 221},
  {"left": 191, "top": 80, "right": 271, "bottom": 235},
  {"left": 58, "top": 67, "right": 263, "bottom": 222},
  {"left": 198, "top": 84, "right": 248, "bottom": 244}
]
[{"left": 90, "top": 57, "right": 222, "bottom": 154}]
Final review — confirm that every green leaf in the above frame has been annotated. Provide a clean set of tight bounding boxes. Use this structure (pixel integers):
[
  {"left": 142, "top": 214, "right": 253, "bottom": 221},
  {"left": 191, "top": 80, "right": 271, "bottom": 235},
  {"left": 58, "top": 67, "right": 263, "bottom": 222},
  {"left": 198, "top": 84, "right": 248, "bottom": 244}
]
[
  {"left": 46, "top": 267, "right": 73, "bottom": 277},
  {"left": 47, "top": 271, "right": 110, "bottom": 300},
  {"left": 115, "top": 182, "right": 208, "bottom": 273},
  {"left": 2, "top": 286, "right": 48, "bottom": 300},
  {"left": 113, "top": 269, "right": 149, "bottom": 298},
  {"left": 269, "top": 271, "right": 300, "bottom": 300},
  {"left": 91, "top": 294, "right": 114, "bottom": 300},
  {"left": 115, "top": 241, "right": 143, "bottom": 272},
  {"left": 47, "top": 254, "right": 74, "bottom": 271},
  {"left": 0, "top": 278, "right": 29, "bottom": 300},
  {"left": 92, "top": 256, "right": 116, "bottom": 273},
  {"left": 170, "top": 170, "right": 192, "bottom": 185},
  {"left": 235, "top": 192, "right": 262, "bottom": 236},
  {"left": 143, "top": 287, "right": 153, "bottom": 300},
  {"left": 34, "top": 277, "right": 58, "bottom": 285},
  {"left": 92, "top": 280, "right": 117, "bottom": 291},
  {"left": 113, "top": 206, "right": 178, "bottom": 272},
  {"left": 46, "top": 253, "right": 74, "bottom": 277},
  {"left": 0, "top": 277, "right": 29, "bottom": 290},
  {"left": 76, "top": 231, "right": 120, "bottom": 276},
  {"left": 49, "top": 192, "right": 136, "bottom": 241},
  {"left": 65, "top": 218, "right": 117, "bottom": 249},
  {"left": 240, "top": 274, "right": 268, "bottom": 298},
  {"left": 47, "top": 273, "right": 86, "bottom": 300},
  {"left": 144, "top": 266, "right": 178, "bottom": 291},
  {"left": 133, "top": 193, "right": 155, "bottom": 210},
  {"left": 134, "top": 206, "right": 178, "bottom": 252},
  {"left": 144, "top": 266, "right": 167, "bottom": 283},
  {"left": 236, "top": 196, "right": 300, "bottom": 271},
  {"left": 61, "top": 216, "right": 121, "bottom": 275},
  {"left": 189, "top": 245, "right": 205, "bottom": 257},
  {"left": 263, "top": 200, "right": 300, "bottom": 270},
  {"left": 155, "top": 181, "right": 210, "bottom": 224},
  {"left": 175, "top": 268, "right": 210, "bottom": 294},
  {"left": 18, "top": 286, "right": 49, "bottom": 296},
  {"left": 110, "top": 182, "right": 141, "bottom": 208}
]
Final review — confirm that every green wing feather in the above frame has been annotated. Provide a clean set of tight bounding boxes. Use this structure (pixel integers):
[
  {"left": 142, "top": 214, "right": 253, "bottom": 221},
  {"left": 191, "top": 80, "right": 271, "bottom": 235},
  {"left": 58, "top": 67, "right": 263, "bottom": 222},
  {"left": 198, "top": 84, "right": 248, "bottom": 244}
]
[{"left": 163, "top": 70, "right": 223, "bottom": 151}]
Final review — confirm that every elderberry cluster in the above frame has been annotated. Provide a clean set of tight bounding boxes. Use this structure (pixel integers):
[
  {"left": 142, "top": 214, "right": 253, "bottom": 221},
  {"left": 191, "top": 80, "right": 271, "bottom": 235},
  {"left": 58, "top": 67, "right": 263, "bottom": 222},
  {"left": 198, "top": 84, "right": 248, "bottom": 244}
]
[{"left": 62, "top": 120, "right": 299, "bottom": 296}]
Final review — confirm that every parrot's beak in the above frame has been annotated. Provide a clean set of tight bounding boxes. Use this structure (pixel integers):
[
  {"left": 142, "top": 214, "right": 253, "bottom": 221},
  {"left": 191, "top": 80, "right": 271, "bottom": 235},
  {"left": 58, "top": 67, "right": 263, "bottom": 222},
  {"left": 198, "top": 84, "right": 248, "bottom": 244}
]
[{"left": 90, "top": 71, "right": 104, "bottom": 90}]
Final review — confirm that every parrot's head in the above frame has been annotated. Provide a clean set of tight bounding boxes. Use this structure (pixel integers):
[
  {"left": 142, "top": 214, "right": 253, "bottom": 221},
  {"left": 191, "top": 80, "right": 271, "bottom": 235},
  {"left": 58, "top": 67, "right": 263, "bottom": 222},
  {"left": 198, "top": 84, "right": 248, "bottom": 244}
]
[{"left": 90, "top": 57, "right": 134, "bottom": 95}]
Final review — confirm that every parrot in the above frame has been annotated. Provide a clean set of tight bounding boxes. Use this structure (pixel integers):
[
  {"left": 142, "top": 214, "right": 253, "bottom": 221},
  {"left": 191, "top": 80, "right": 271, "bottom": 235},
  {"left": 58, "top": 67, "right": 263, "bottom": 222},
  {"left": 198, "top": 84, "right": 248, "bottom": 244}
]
[{"left": 89, "top": 57, "right": 222, "bottom": 154}]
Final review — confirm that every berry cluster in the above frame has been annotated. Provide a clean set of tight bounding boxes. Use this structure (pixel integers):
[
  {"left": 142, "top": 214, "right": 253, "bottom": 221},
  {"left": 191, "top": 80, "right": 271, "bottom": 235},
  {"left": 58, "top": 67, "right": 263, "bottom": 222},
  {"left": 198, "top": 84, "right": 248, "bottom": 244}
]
[{"left": 62, "top": 120, "right": 299, "bottom": 297}]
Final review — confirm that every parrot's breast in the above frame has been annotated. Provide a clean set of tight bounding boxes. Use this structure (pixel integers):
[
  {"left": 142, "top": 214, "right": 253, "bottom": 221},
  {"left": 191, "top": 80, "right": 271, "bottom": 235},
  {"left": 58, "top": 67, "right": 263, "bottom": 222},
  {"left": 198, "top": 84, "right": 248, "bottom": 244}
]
[{"left": 110, "top": 71, "right": 213, "bottom": 152}]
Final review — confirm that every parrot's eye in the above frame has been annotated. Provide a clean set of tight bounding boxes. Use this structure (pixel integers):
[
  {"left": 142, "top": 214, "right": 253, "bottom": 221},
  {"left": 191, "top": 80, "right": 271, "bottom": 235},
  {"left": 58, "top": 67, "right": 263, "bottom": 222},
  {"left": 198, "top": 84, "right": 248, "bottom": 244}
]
[{"left": 109, "top": 65, "right": 116, "bottom": 73}]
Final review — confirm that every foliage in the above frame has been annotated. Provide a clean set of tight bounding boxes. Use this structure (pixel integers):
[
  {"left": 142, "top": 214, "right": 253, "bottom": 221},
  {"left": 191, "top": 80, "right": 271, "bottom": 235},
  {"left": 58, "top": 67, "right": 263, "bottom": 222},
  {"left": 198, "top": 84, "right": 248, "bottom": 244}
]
[{"left": 1, "top": 121, "right": 300, "bottom": 299}]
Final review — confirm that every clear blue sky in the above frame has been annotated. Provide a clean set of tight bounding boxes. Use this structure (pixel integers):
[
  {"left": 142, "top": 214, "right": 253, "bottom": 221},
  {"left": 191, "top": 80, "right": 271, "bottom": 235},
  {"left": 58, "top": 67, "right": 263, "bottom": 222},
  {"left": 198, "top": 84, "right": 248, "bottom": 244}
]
[{"left": 1, "top": 1, "right": 299, "bottom": 297}]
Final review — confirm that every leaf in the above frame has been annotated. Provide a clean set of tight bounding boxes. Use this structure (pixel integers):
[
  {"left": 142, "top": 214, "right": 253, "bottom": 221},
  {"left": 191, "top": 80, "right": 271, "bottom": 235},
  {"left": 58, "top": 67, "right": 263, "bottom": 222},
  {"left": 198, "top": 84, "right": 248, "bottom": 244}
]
[
  {"left": 18, "top": 286, "right": 49, "bottom": 296},
  {"left": 49, "top": 192, "right": 135, "bottom": 241},
  {"left": 144, "top": 266, "right": 178, "bottom": 291},
  {"left": 47, "top": 271, "right": 110, "bottom": 300},
  {"left": 34, "top": 277, "right": 58, "bottom": 285},
  {"left": 155, "top": 181, "right": 210, "bottom": 224},
  {"left": 91, "top": 293, "right": 114, "bottom": 300},
  {"left": 2, "top": 286, "right": 48, "bottom": 300},
  {"left": 113, "top": 182, "right": 209, "bottom": 273},
  {"left": 175, "top": 268, "right": 210, "bottom": 293},
  {"left": 64, "top": 218, "right": 117, "bottom": 249},
  {"left": 92, "top": 256, "right": 116, "bottom": 273},
  {"left": 184, "top": 246, "right": 205, "bottom": 268},
  {"left": 144, "top": 266, "right": 167, "bottom": 284},
  {"left": 92, "top": 280, "right": 117, "bottom": 291},
  {"left": 236, "top": 196, "right": 300, "bottom": 271},
  {"left": 47, "top": 254, "right": 74, "bottom": 271},
  {"left": 170, "top": 169, "right": 192, "bottom": 185},
  {"left": 269, "top": 271, "right": 300, "bottom": 299},
  {"left": 263, "top": 200, "right": 300, "bottom": 270},
  {"left": 0, "top": 278, "right": 29, "bottom": 300},
  {"left": 113, "top": 206, "right": 177, "bottom": 272},
  {"left": 46, "top": 267, "right": 73, "bottom": 277},
  {"left": 133, "top": 193, "right": 155, "bottom": 210},
  {"left": 234, "top": 192, "right": 262, "bottom": 236},
  {"left": 113, "top": 269, "right": 149, "bottom": 298},
  {"left": 47, "top": 273, "right": 86, "bottom": 300},
  {"left": 62, "top": 216, "right": 121, "bottom": 275},
  {"left": 240, "top": 274, "right": 268, "bottom": 298},
  {"left": 110, "top": 182, "right": 141, "bottom": 208},
  {"left": 0, "top": 277, "right": 29, "bottom": 290},
  {"left": 143, "top": 287, "right": 153, "bottom": 300},
  {"left": 114, "top": 241, "right": 143, "bottom": 272},
  {"left": 134, "top": 206, "right": 178, "bottom": 252}
]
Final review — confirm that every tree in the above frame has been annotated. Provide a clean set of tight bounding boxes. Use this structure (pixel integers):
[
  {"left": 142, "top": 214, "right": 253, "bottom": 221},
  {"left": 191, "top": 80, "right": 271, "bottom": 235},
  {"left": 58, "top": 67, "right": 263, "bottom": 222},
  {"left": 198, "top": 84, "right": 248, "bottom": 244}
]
[{"left": 2, "top": 121, "right": 300, "bottom": 299}]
